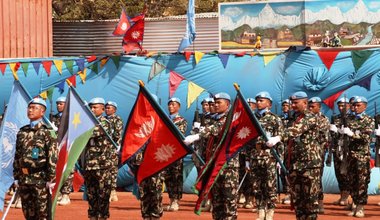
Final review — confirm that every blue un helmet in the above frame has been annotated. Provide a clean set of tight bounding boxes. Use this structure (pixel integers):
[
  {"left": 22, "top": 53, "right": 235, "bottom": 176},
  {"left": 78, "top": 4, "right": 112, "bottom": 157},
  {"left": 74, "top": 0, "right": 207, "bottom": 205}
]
[
  {"left": 308, "top": 96, "right": 322, "bottom": 104},
  {"left": 337, "top": 97, "right": 349, "bottom": 104},
  {"left": 255, "top": 91, "right": 272, "bottom": 102},
  {"left": 168, "top": 97, "right": 181, "bottom": 105},
  {"left": 89, "top": 97, "right": 105, "bottom": 106},
  {"left": 353, "top": 96, "right": 368, "bottom": 104},
  {"left": 56, "top": 96, "right": 66, "bottom": 103},
  {"left": 214, "top": 92, "right": 231, "bottom": 101},
  {"left": 289, "top": 91, "right": 308, "bottom": 100},
  {"left": 105, "top": 101, "right": 118, "bottom": 109},
  {"left": 246, "top": 98, "right": 256, "bottom": 104},
  {"left": 29, "top": 98, "right": 47, "bottom": 109}
]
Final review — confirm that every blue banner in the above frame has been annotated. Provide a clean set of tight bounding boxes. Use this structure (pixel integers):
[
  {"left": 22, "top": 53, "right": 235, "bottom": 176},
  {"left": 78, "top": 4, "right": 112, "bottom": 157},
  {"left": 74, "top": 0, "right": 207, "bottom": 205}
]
[{"left": 178, "top": 0, "right": 196, "bottom": 52}]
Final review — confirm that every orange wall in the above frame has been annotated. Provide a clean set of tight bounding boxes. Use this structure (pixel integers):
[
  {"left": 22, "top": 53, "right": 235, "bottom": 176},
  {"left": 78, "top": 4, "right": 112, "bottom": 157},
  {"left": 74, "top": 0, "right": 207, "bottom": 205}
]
[{"left": 0, "top": 0, "right": 52, "bottom": 58}]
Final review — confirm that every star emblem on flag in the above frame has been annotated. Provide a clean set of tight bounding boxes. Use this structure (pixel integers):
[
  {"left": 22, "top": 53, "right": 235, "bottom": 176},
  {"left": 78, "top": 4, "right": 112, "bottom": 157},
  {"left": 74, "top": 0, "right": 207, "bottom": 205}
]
[
  {"left": 154, "top": 144, "right": 175, "bottom": 162},
  {"left": 132, "top": 31, "right": 141, "bottom": 40},
  {"left": 237, "top": 127, "right": 251, "bottom": 139}
]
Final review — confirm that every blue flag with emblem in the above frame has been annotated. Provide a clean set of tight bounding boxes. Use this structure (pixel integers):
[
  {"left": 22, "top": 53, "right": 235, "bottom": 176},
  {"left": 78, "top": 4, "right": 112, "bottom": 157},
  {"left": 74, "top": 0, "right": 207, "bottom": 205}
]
[
  {"left": 177, "top": 0, "right": 196, "bottom": 52},
  {"left": 0, "top": 81, "right": 30, "bottom": 211}
]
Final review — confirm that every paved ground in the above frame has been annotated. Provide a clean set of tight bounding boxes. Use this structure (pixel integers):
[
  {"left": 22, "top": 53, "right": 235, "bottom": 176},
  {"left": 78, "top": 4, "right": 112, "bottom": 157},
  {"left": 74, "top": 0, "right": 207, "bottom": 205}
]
[{"left": 1, "top": 192, "right": 380, "bottom": 219}]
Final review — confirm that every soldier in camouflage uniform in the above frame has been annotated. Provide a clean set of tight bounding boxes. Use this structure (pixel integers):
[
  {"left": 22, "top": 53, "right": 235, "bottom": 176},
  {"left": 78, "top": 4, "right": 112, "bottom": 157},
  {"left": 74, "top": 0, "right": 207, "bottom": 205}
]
[
  {"left": 105, "top": 101, "right": 124, "bottom": 202},
  {"left": 280, "top": 99, "right": 291, "bottom": 205},
  {"left": 84, "top": 97, "right": 114, "bottom": 220},
  {"left": 329, "top": 97, "right": 351, "bottom": 206},
  {"left": 184, "top": 92, "right": 239, "bottom": 220},
  {"left": 164, "top": 97, "right": 188, "bottom": 211},
  {"left": 308, "top": 97, "right": 330, "bottom": 214},
  {"left": 237, "top": 98, "right": 256, "bottom": 210},
  {"left": 267, "top": 91, "right": 322, "bottom": 220},
  {"left": 246, "top": 92, "right": 284, "bottom": 220},
  {"left": 13, "top": 98, "right": 58, "bottom": 220},
  {"left": 342, "top": 96, "right": 374, "bottom": 218}
]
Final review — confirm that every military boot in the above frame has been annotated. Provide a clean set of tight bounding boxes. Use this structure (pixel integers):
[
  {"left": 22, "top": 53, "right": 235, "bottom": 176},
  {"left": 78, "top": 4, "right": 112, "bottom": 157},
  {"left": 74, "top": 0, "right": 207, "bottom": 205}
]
[
  {"left": 333, "top": 191, "right": 349, "bottom": 206},
  {"left": 355, "top": 205, "right": 365, "bottom": 218},
  {"left": 318, "top": 200, "right": 324, "bottom": 214},
  {"left": 109, "top": 190, "right": 118, "bottom": 202},
  {"left": 244, "top": 197, "right": 254, "bottom": 209},
  {"left": 346, "top": 204, "right": 357, "bottom": 216},
  {"left": 11, "top": 197, "right": 22, "bottom": 209},
  {"left": 167, "top": 199, "right": 179, "bottom": 211},
  {"left": 282, "top": 194, "right": 291, "bottom": 205},
  {"left": 200, "top": 199, "right": 211, "bottom": 212},
  {"left": 266, "top": 209, "right": 274, "bottom": 220},
  {"left": 256, "top": 209, "right": 265, "bottom": 220},
  {"left": 58, "top": 194, "right": 71, "bottom": 206}
]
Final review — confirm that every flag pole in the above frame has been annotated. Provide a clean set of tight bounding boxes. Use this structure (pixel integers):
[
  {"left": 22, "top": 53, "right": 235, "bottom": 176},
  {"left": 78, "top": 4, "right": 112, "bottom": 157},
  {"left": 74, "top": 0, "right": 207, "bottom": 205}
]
[
  {"left": 66, "top": 81, "right": 119, "bottom": 150},
  {"left": 138, "top": 80, "right": 205, "bottom": 165},
  {"left": 233, "top": 83, "right": 288, "bottom": 175},
  {"left": 1, "top": 189, "right": 18, "bottom": 220}
]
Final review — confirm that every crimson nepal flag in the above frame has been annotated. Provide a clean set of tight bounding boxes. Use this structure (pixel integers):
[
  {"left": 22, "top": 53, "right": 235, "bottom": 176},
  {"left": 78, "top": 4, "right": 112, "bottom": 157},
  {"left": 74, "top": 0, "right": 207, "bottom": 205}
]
[
  {"left": 194, "top": 92, "right": 263, "bottom": 214},
  {"left": 120, "top": 84, "right": 190, "bottom": 184},
  {"left": 122, "top": 19, "right": 145, "bottom": 52},
  {"left": 112, "top": 8, "right": 131, "bottom": 36}
]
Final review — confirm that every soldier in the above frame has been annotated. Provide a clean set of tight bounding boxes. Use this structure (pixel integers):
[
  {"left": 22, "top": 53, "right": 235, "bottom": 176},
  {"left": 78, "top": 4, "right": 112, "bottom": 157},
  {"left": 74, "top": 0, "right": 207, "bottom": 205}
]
[
  {"left": 84, "top": 97, "right": 114, "bottom": 220},
  {"left": 246, "top": 92, "right": 283, "bottom": 220},
  {"left": 164, "top": 97, "right": 187, "bottom": 211},
  {"left": 266, "top": 91, "right": 322, "bottom": 220},
  {"left": 105, "top": 101, "right": 124, "bottom": 202},
  {"left": 329, "top": 97, "right": 351, "bottom": 206},
  {"left": 247, "top": 97, "right": 257, "bottom": 111},
  {"left": 342, "top": 96, "right": 374, "bottom": 218},
  {"left": 280, "top": 99, "right": 291, "bottom": 205},
  {"left": 308, "top": 96, "right": 330, "bottom": 213},
  {"left": 13, "top": 98, "right": 58, "bottom": 219},
  {"left": 50, "top": 96, "right": 65, "bottom": 130},
  {"left": 184, "top": 92, "right": 239, "bottom": 220}
]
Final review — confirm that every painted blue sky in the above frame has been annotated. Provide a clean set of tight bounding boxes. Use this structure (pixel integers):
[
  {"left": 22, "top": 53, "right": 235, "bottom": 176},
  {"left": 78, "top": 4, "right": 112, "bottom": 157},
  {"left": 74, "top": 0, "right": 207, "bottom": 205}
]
[{"left": 221, "top": 0, "right": 380, "bottom": 22}]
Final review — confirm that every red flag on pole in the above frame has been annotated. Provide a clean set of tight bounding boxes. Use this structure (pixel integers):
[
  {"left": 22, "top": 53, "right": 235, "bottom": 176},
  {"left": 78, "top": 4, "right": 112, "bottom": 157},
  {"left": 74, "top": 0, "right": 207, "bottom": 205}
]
[
  {"left": 122, "top": 19, "right": 145, "bottom": 53},
  {"left": 121, "top": 83, "right": 190, "bottom": 184},
  {"left": 194, "top": 92, "right": 263, "bottom": 214},
  {"left": 112, "top": 8, "right": 131, "bottom": 36}
]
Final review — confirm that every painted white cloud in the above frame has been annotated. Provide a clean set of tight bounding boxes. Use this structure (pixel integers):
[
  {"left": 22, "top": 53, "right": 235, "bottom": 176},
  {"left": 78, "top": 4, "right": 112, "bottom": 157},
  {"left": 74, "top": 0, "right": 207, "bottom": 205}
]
[
  {"left": 224, "top": 7, "right": 244, "bottom": 18},
  {"left": 274, "top": 5, "right": 302, "bottom": 15}
]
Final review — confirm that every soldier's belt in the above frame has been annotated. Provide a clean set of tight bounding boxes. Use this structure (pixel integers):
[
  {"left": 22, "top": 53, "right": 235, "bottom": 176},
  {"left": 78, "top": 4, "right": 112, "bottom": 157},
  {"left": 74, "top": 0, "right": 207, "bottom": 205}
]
[{"left": 21, "top": 167, "right": 45, "bottom": 175}]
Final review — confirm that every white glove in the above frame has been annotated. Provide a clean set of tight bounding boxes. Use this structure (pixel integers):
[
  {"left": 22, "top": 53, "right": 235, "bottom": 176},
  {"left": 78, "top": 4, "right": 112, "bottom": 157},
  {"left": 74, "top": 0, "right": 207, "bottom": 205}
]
[
  {"left": 330, "top": 124, "right": 338, "bottom": 133},
  {"left": 13, "top": 180, "right": 19, "bottom": 188},
  {"left": 338, "top": 126, "right": 345, "bottom": 135},
  {"left": 193, "top": 122, "right": 201, "bottom": 129},
  {"left": 375, "top": 128, "right": 380, "bottom": 137},
  {"left": 116, "top": 145, "right": 121, "bottom": 151},
  {"left": 343, "top": 127, "right": 354, "bottom": 137},
  {"left": 266, "top": 136, "right": 281, "bottom": 147},
  {"left": 46, "top": 181, "right": 56, "bottom": 194},
  {"left": 183, "top": 134, "right": 200, "bottom": 146},
  {"left": 51, "top": 123, "right": 58, "bottom": 132},
  {"left": 245, "top": 161, "right": 250, "bottom": 170},
  {"left": 276, "top": 163, "right": 281, "bottom": 174}
]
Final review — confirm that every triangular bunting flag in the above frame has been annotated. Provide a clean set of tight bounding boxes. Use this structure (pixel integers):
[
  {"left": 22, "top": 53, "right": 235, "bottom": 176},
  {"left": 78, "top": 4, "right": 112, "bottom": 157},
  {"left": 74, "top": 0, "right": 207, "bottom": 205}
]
[
  {"left": 218, "top": 54, "right": 229, "bottom": 69},
  {"left": 64, "top": 60, "right": 74, "bottom": 74},
  {"left": 41, "top": 61, "right": 53, "bottom": 76},
  {"left": 66, "top": 75, "right": 76, "bottom": 88},
  {"left": 111, "top": 56, "right": 121, "bottom": 69},
  {"left": 351, "top": 50, "right": 374, "bottom": 72},
  {"left": 55, "top": 81, "right": 65, "bottom": 93},
  {"left": 76, "top": 59, "right": 85, "bottom": 72},
  {"left": 317, "top": 50, "right": 340, "bottom": 70},
  {"left": 86, "top": 55, "right": 97, "bottom": 63},
  {"left": 194, "top": 51, "right": 204, "bottom": 65},
  {"left": 234, "top": 51, "right": 246, "bottom": 57},
  {"left": 32, "top": 62, "right": 41, "bottom": 75},
  {"left": 89, "top": 63, "right": 99, "bottom": 74},
  {"left": 21, "top": 63, "right": 29, "bottom": 76},
  {"left": 148, "top": 61, "right": 166, "bottom": 81},
  {"left": 323, "top": 90, "right": 345, "bottom": 109},
  {"left": 356, "top": 74, "right": 372, "bottom": 91},
  {"left": 0, "top": 63, "right": 6, "bottom": 75},
  {"left": 187, "top": 81, "right": 205, "bottom": 108},
  {"left": 78, "top": 69, "right": 87, "bottom": 84},
  {"left": 9, "top": 62, "right": 21, "bottom": 80},
  {"left": 169, "top": 70, "right": 185, "bottom": 98},
  {"left": 262, "top": 54, "right": 277, "bottom": 66},
  {"left": 100, "top": 57, "right": 110, "bottom": 68},
  {"left": 40, "top": 91, "right": 48, "bottom": 100},
  {"left": 184, "top": 51, "right": 192, "bottom": 62},
  {"left": 47, "top": 87, "right": 55, "bottom": 101},
  {"left": 53, "top": 60, "right": 64, "bottom": 75},
  {"left": 146, "top": 51, "right": 157, "bottom": 57}
]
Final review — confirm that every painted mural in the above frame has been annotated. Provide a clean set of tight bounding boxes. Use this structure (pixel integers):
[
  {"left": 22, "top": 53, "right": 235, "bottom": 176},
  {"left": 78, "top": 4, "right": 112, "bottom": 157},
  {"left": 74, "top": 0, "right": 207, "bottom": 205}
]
[{"left": 219, "top": 0, "right": 380, "bottom": 50}]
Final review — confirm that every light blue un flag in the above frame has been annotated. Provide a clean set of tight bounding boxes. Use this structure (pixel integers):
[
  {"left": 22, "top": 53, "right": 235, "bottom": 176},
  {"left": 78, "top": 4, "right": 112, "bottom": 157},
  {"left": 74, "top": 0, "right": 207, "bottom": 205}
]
[
  {"left": 0, "top": 81, "right": 30, "bottom": 211},
  {"left": 178, "top": 0, "right": 196, "bottom": 52}
]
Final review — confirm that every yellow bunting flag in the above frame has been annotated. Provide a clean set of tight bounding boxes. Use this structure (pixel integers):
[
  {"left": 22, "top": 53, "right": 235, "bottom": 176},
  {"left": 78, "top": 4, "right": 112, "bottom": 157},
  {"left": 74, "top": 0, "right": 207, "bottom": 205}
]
[
  {"left": 146, "top": 51, "right": 157, "bottom": 57},
  {"left": 53, "top": 60, "right": 64, "bottom": 74},
  {"left": 194, "top": 51, "right": 204, "bottom": 65},
  {"left": 100, "top": 57, "right": 110, "bottom": 68},
  {"left": 40, "top": 91, "right": 48, "bottom": 100},
  {"left": 187, "top": 81, "right": 205, "bottom": 108},
  {"left": 261, "top": 52, "right": 280, "bottom": 66},
  {"left": 9, "top": 63, "right": 21, "bottom": 80},
  {"left": 78, "top": 69, "right": 87, "bottom": 84}
]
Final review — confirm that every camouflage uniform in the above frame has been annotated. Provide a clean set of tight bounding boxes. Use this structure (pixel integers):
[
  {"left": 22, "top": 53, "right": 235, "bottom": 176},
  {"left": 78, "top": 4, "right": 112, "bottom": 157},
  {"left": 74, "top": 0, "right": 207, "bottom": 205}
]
[
  {"left": 83, "top": 116, "right": 113, "bottom": 219},
  {"left": 164, "top": 114, "right": 187, "bottom": 200},
  {"left": 247, "top": 111, "right": 284, "bottom": 210},
  {"left": 346, "top": 113, "right": 374, "bottom": 206},
  {"left": 315, "top": 112, "right": 330, "bottom": 202},
  {"left": 199, "top": 112, "right": 240, "bottom": 220},
  {"left": 13, "top": 121, "right": 58, "bottom": 220},
  {"left": 106, "top": 114, "right": 124, "bottom": 191},
  {"left": 330, "top": 114, "right": 351, "bottom": 195},
  {"left": 191, "top": 112, "right": 213, "bottom": 172},
  {"left": 282, "top": 110, "right": 322, "bottom": 220}
]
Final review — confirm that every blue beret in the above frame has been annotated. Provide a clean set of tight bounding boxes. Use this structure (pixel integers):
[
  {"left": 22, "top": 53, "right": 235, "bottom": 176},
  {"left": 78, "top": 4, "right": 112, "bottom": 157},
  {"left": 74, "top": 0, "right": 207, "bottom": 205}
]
[
  {"left": 168, "top": 97, "right": 181, "bottom": 105},
  {"left": 255, "top": 91, "right": 272, "bottom": 101},
  {"left": 308, "top": 96, "right": 322, "bottom": 103},
  {"left": 89, "top": 97, "right": 105, "bottom": 105},
  {"left": 353, "top": 96, "right": 368, "bottom": 103},
  {"left": 105, "top": 101, "right": 117, "bottom": 108},
  {"left": 29, "top": 98, "right": 47, "bottom": 108},
  {"left": 290, "top": 91, "right": 308, "bottom": 100},
  {"left": 337, "top": 97, "right": 349, "bottom": 104},
  {"left": 214, "top": 92, "right": 231, "bottom": 101},
  {"left": 202, "top": 97, "right": 214, "bottom": 104},
  {"left": 208, "top": 98, "right": 215, "bottom": 103},
  {"left": 282, "top": 99, "right": 290, "bottom": 105},
  {"left": 246, "top": 98, "right": 256, "bottom": 104},
  {"left": 56, "top": 96, "right": 66, "bottom": 103}
]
